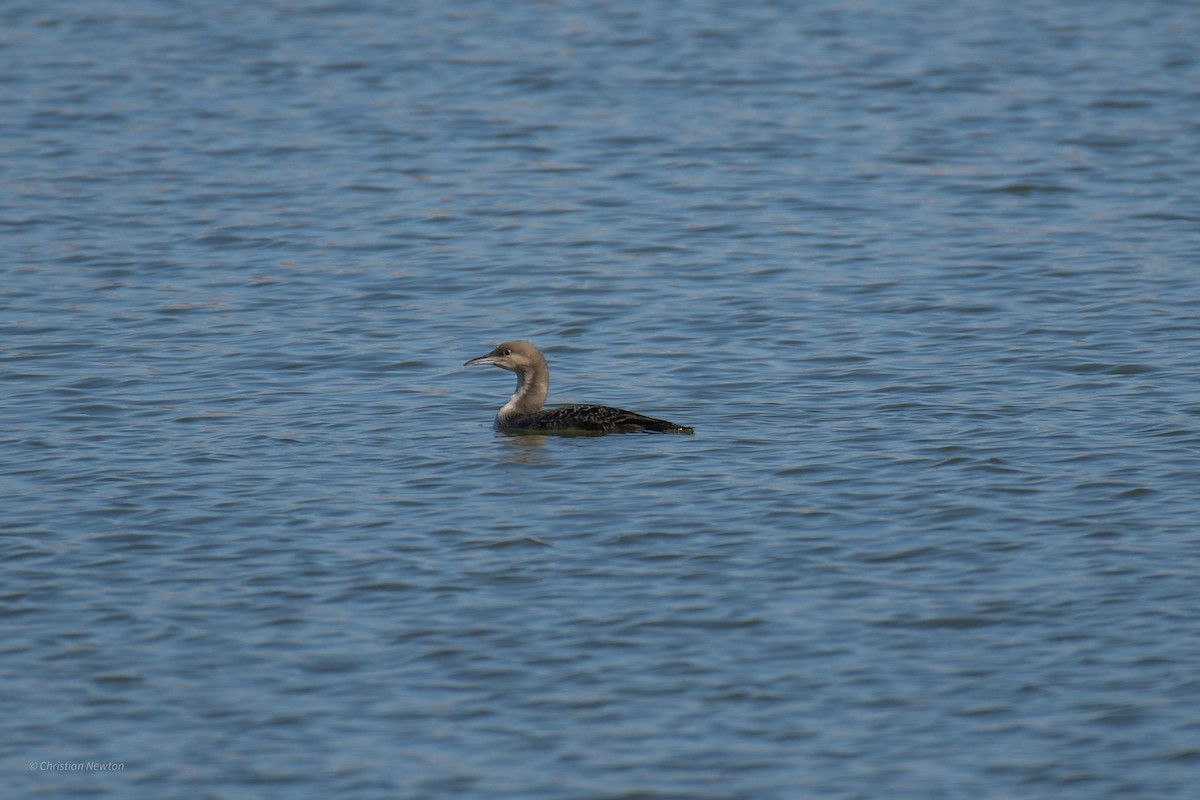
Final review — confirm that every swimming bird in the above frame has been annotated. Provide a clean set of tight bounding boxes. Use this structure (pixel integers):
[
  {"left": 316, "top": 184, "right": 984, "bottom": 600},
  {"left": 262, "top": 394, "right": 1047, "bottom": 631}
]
[{"left": 464, "top": 340, "right": 694, "bottom": 434}]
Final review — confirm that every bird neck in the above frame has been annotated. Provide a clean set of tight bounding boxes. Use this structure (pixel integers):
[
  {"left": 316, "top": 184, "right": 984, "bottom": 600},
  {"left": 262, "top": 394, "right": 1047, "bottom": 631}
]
[{"left": 499, "top": 363, "right": 548, "bottom": 421}]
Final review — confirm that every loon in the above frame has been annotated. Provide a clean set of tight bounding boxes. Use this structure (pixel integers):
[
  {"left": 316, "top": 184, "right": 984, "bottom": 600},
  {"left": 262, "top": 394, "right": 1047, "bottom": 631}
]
[{"left": 464, "top": 340, "right": 694, "bottom": 434}]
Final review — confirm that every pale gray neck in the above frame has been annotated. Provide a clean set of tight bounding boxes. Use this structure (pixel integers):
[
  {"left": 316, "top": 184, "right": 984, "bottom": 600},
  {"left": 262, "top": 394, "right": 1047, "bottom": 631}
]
[{"left": 498, "top": 362, "right": 548, "bottom": 422}]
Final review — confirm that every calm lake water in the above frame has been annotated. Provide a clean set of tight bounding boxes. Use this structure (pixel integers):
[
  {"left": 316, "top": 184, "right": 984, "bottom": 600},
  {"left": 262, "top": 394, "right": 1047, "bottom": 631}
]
[{"left": 4, "top": 1, "right": 1200, "bottom": 797}]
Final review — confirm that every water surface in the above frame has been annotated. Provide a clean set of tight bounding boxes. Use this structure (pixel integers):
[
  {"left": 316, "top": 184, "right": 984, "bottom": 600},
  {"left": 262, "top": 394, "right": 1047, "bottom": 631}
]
[{"left": 4, "top": 1, "right": 1200, "bottom": 798}]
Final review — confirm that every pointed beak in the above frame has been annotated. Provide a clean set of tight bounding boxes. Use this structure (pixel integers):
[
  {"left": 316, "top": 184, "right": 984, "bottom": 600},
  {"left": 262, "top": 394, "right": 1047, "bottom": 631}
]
[{"left": 464, "top": 354, "right": 498, "bottom": 368}]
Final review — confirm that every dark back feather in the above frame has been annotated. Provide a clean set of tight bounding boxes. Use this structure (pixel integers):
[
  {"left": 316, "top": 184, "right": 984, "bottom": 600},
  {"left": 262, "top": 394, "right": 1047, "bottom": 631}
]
[{"left": 507, "top": 404, "right": 693, "bottom": 434}]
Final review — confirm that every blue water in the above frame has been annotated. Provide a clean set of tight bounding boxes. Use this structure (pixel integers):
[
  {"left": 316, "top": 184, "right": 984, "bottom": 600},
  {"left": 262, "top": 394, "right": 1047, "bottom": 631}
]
[{"left": 4, "top": 1, "right": 1200, "bottom": 797}]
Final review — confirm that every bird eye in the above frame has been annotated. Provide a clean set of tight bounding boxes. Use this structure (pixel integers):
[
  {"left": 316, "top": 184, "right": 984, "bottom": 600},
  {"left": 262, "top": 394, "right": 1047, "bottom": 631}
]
[{"left": 502, "top": 349, "right": 511, "bottom": 356}]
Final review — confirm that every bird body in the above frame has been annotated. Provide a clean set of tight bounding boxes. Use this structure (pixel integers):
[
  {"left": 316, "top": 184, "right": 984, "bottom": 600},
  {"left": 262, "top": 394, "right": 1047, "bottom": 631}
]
[{"left": 464, "top": 340, "right": 693, "bottom": 435}]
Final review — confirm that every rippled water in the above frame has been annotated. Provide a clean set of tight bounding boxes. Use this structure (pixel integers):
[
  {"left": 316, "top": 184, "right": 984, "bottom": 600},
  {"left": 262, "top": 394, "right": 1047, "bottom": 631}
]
[{"left": 4, "top": 1, "right": 1200, "bottom": 797}]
